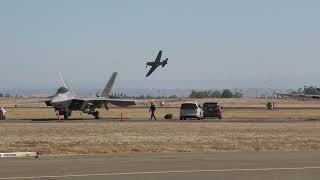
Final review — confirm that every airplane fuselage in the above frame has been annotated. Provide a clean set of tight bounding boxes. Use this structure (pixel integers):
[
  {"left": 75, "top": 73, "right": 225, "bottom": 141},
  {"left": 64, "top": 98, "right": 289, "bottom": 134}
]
[
  {"left": 146, "top": 61, "right": 162, "bottom": 67},
  {"left": 51, "top": 91, "right": 76, "bottom": 110}
]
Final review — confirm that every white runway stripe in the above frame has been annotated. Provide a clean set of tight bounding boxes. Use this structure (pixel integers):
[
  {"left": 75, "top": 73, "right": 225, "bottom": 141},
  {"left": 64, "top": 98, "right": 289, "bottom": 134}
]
[{"left": 1, "top": 166, "right": 320, "bottom": 180}]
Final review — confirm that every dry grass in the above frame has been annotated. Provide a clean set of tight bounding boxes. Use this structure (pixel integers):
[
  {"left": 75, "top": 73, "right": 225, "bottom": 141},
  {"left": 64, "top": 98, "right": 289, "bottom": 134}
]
[
  {"left": 0, "top": 122, "right": 320, "bottom": 154},
  {"left": 4, "top": 107, "right": 320, "bottom": 120},
  {"left": 2, "top": 97, "right": 320, "bottom": 120},
  {"left": 1, "top": 98, "right": 320, "bottom": 155}
]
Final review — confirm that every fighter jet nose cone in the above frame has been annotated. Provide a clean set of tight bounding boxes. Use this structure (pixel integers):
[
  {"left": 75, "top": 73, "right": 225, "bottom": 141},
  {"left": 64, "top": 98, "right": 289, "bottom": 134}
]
[
  {"left": 51, "top": 95, "right": 62, "bottom": 103},
  {"left": 51, "top": 98, "right": 58, "bottom": 103}
]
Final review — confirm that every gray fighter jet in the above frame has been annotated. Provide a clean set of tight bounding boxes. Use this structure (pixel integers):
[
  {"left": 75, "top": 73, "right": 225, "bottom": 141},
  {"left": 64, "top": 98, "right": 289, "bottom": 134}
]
[
  {"left": 276, "top": 87, "right": 320, "bottom": 99},
  {"left": 276, "top": 93, "right": 320, "bottom": 99},
  {"left": 146, "top": 50, "right": 168, "bottom": 77},
  {"left": 45, "top": 72, "right": 135, "bottom": 120}
]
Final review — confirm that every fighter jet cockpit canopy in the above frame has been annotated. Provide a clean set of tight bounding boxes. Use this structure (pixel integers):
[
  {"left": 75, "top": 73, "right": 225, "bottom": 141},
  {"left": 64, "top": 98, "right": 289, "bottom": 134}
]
[{"left": 55, "top": 87, "right": 70, "bottom": 95}]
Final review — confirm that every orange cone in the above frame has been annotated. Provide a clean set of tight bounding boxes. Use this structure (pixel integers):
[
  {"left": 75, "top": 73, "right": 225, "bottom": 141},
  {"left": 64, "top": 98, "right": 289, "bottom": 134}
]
[{"left": 56, "top": 112, "right": 61, "bottom": 122}]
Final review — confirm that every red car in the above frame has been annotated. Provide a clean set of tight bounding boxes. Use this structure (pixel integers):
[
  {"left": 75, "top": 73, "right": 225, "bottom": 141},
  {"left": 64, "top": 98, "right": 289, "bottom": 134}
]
[{"left": 202, "top": 102, "right": 223, "bottom": 119}]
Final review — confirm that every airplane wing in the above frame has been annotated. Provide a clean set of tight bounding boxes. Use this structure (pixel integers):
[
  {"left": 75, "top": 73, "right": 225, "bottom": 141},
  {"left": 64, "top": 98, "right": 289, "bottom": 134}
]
[
  {"left": 65, "top": 97, "right": 135, "bottom": 111},
  {"left": 276, "top": 93, "right": 320, "bottom": 99},
  {"left": 83, "top": 97, "right": 136, "bottom": 107},
  {"left": 12, "top": 98, "right": 52, "bottom": 108},
  {"left": 302, "top": 94, "right": 320, "bottom": 99},
  {"left": 155, "top": 50, "right": 162, "bottom": 62},
  {"left": 146, "top": 65, "right": 158, "bottom": 77}
]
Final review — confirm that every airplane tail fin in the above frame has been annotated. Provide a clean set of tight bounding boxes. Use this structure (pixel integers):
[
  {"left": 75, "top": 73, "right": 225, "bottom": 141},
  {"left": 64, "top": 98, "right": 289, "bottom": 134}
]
[
  {"left": 162, "top": 58, "right": 168, "bottom": 67},
  {"left": 57, "top": 72, "right": 74, "bottom": 95},
  {"left": 101, "top": 72, "right": 118, "bottom": 97},
  {"left": 58, "top": 72, "right": 69, "bottom": 89}
]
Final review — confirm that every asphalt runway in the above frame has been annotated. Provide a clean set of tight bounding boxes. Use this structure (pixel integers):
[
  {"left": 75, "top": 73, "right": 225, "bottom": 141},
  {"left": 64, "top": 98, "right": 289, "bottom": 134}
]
[{"left": 0, "top": 152, "right": 320, "bottom": 180}]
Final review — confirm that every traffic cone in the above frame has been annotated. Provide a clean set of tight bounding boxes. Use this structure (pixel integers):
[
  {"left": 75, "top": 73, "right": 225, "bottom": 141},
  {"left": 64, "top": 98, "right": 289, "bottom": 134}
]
[{"left": 56, "top": 112, "right": 61, "bottom": 122}]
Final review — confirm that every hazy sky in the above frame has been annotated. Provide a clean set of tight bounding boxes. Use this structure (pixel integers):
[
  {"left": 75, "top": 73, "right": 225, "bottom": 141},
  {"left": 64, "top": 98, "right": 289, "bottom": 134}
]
[{"left": 1, "top": 0, "right": 320, "bottom": 89}]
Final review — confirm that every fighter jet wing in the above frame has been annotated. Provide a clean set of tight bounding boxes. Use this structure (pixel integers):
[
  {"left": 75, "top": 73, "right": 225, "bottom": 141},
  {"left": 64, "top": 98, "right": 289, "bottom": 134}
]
[
  {"left": 155, "top": 50, "right": 162, "bottom": 62},
  {"left": 303, "top": 94, "right": 320, "bottom": 99},
  {"left": 83, "top": 97, "right": 136, "bottom": 106},
  {"left": 276, "top": 93, "right": 320, "bottom": 99},
  {"left": 146, "top": 65, "right": 158, "bottom": 77},
  {"left": 63, "top": 97, "right": 135, "bottom": 111},
  {"left": 12, "top": 98, "right": 52, "bottom": 108}
]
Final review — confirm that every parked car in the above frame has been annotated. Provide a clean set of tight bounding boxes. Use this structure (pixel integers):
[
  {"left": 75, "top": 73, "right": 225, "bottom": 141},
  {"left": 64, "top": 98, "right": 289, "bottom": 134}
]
[
  {"left": 180, "top": 102, "right": 203, "bottom": 120},
  {"left": 202, "top": 102, "right": 223, "bottom": 119}
]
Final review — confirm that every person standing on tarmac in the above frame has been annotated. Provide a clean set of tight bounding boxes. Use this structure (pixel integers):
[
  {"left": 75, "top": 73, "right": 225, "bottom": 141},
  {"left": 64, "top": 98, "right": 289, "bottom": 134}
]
[
  {"left": 149, "top": 102, "right": 157, "bottom": 120},
  {"left": 0, "top": 106, "right": 6, "bottom": 120}
]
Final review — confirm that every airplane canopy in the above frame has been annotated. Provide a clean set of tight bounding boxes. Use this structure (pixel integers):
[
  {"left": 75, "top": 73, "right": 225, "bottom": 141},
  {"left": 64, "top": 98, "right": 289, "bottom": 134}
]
[{"left": 55, "top": 87, "right": 70, "bottom": 95}]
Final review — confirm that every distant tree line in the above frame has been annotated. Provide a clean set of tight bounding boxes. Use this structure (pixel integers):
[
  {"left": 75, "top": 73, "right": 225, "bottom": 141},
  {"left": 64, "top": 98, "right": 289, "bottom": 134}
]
[
  {"left": 109, "top": 92, "right": 130, "bottom": 99},
  {"left": 189, "top": 89, "right": 243, "bottom": 98},
  {"left": 290, "top": 86, "right": 320, "bottom": 95},
  {"left": 0, "top": 92, "right": 23, "bottom": 98},
  {"left": 0, "top": 93, "right": 12, "bottom": 98},
  {"left": 109, "top": 89, "right": 244, "bottom": 99},
  {"left": 109, "top": 92, "right": 178, "bottom": 99}
]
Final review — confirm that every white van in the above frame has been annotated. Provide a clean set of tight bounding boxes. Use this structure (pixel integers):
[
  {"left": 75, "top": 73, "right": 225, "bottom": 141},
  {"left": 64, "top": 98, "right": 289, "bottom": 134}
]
[{"left": 180, "top": 102, "right": 203, "bottom": 120}]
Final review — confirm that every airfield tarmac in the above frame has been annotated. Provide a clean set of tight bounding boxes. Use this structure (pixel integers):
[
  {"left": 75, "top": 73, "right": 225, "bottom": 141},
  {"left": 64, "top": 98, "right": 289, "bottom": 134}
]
[
  {"left": 0, "top": 152, "right": 320, "bottom": 180},
  {"left": 1, "top": 99, "right": 320, "bottom": 179}
]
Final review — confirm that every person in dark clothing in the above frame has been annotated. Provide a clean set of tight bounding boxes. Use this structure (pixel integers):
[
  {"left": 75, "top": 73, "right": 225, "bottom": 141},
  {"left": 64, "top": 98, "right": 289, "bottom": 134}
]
[
  {"left": 0, "top": 106, "right": 6, "bottom": 120},
  {"left": 149, "top": 102, "right": 157, "bottom": 120}
]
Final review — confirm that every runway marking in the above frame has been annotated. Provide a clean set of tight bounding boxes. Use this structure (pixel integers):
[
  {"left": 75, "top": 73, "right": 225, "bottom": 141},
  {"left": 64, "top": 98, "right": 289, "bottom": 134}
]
[{"left": 1, "top": 166, "right": 320, "bottom": 179}]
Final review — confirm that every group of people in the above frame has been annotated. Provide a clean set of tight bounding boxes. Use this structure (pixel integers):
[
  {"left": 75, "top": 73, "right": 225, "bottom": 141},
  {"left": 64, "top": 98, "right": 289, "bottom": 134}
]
[{"left": 0, "top": 106, "right": 6, "bottom": 120}]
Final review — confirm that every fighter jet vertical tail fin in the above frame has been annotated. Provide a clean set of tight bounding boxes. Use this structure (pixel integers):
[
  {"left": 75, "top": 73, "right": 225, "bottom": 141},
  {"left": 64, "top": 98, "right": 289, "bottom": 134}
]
[
  {"left": 58, "top": 72, "right": 69, "bottom": 89},
  {"left": 101, "top": 72, "right": 118, "bottom": 97}
]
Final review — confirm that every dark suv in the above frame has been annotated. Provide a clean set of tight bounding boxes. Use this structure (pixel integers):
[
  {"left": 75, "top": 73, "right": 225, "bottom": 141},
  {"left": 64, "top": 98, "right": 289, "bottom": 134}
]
[{"left": 202, "top": 102, "right": 222, "bottom": 119}]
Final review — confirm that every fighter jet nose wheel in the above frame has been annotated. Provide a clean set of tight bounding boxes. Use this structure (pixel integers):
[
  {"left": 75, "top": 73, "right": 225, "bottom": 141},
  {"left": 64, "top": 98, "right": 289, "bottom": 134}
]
[
  {"left": 93, "top": 111, "right": 100, "bottom": 119},
  {"left": 62, "top": 111, "right": 71, "bottom": 120}
]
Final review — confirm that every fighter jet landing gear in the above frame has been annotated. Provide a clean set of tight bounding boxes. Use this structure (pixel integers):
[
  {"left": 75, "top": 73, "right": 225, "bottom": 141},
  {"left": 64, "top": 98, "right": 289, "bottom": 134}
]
[
  {"left": 58, "top": 111, "right": 72, "bottom": 120},
  {"left": 93, "top": 111, "right": 100, "bottom": 119},
  {"left": 83, "top": 103, "right": 100, "bottom": 119},
  {"left": 85, "top": 111, "right": 100, "bottom": 119},
  {"left": 64, "top": 114, "right": 69, "bottom": 120}
]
